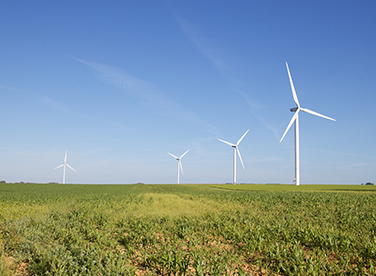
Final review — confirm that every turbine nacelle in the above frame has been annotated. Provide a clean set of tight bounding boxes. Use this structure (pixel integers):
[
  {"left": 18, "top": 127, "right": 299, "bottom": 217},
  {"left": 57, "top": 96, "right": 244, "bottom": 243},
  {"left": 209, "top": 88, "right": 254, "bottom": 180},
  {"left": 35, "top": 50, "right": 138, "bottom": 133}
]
[
  {"left": 168, "top": 149, "right": 190, "bottom": 184},
  {"left": 280, "top": 62, "right": 336, "bottom": 186},
  {"left": 218, "top": 129, "right": 249, "bottom": 184},
  {"left": 54, "top": 150, "right": 76, "bottom": 184}
]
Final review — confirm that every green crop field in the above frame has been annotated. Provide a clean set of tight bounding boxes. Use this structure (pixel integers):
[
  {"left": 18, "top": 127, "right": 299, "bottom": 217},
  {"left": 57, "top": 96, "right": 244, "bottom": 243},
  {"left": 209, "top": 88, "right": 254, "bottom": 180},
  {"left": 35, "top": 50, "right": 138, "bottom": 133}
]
[
  {"left": 0, "top": 183, "right": 375, "bottom": 275},
  {"left": 210, "top": 184, "right": 376, "bottom": 192}
]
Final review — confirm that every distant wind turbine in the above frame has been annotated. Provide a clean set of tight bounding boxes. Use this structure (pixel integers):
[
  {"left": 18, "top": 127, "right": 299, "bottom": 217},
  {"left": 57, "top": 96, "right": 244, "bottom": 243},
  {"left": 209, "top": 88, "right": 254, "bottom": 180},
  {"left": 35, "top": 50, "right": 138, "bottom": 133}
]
[
  {"left": 54, "top": 150, "right": 76, "bottom": 184},
  {"left": 280, "top": 62, "right": 336, "bottom": 186},
  {"left": 167, "top": 149, "right": 190, "bottom": 184},
  {"left": 218, "top": 129, "right": 249, "bottom": 184}
]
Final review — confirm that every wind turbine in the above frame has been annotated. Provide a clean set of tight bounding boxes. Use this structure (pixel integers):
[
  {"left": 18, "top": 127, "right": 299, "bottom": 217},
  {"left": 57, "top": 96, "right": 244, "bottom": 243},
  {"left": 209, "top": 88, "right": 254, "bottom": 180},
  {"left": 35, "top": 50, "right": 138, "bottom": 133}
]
[
  {"left": 167, "top": 149, "right": 190, "bottom": 184},
  {"left": 54, "top": 150, "right": 76, "bottom": 184},
  {"left": 280, "top": 62, "right": 336, "bottom": 186},
  {"left": 218, "top": 129, "right": 249, "bottom": 184}
]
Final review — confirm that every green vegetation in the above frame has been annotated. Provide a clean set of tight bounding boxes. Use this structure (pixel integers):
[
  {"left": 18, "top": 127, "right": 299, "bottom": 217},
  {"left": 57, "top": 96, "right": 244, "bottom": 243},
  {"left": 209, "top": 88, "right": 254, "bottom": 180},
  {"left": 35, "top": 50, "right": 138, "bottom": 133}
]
[
  {"left": 0, "top": 183, "right": 375, "bottom": 275},
  {"left": 210, "top": 183, "right": 376, "bottom": 192}
]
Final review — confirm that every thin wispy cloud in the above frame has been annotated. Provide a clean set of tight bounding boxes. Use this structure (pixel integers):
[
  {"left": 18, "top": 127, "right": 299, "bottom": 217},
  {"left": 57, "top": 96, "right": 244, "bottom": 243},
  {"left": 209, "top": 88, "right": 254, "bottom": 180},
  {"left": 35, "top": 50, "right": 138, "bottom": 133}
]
[
  {"left": 233, "top": 82, "right": 281, "bottom": 140},
  {"left": 236, "top": 89, "right": 264, "bottom": 110},
  {"left": 74, "top": 57, "right": 218, "bottom": 134},
  {"left": 256, "top": 115, "right": 281, "bottom": 141},
  {"left": 176, "top": 16, "right": 227, "bottom": 71},
  {"left": 39, "top": 94, "right": 79, "bottom": 116},
  {"left": 1, "top": 82, "right": 132, "bottom": 135},
  {"left": 175, "top": 15, "right": 281, "bottom": 139},
  {"left": 72, "top": 57, "right": 156, "bottom": 102},
  {"left": 0, "top": 82, "right": 79, "bottom": 116},
  {"left": 39, "top": 94, "right": 133, "bottom": 134},
  {"left": 0, "top": 83, "right": 78, "bottom": 117},
  {"left": 0, "top": 84, "right": 27, "bottom": 93}
]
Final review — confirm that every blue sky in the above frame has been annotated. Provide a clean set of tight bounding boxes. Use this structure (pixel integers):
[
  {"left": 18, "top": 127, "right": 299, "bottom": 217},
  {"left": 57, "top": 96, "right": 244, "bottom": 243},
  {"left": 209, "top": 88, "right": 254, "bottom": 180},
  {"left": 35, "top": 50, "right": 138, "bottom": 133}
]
[{"left": 0, "top": 1, "right": 375, "bottom": 184}]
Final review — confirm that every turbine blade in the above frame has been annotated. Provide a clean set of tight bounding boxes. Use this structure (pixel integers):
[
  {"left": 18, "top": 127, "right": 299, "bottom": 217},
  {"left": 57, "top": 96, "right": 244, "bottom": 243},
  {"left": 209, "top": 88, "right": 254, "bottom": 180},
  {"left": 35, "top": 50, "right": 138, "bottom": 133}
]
[
  {"left": 64, "top": 150, "right": 67, "bottom": 163},
  {"left": 236, "top": 129, "right": 249, "bottom": 146},
  {"left": 286, "top": 62, "right": 300, "bottom": 108},
  {"left": 280, "top": 111, "right": 299, "bottom": 142},
  {"left": 167, "top": 152, "right": 179, "bottom": 159},
  {"left": 218, "top": 138, "right": 236, "bottom": 147},
  {"left": 237, "top": 147, "right": 245, "bottom": 169},
  {"left": 179, "top": 161, "right": 184, "bottom": 175},
  {"left": 180, "top": 149, "right": 190, "bottom": 159},
  {"left": 300, "top": 108, "right": 336, "bottom": 121},
  {"left": 66, "top": 164, "right": 76, "bottom": 172},
  {"left": 54, "top": 164, "right": 64, "bottom": 170}
]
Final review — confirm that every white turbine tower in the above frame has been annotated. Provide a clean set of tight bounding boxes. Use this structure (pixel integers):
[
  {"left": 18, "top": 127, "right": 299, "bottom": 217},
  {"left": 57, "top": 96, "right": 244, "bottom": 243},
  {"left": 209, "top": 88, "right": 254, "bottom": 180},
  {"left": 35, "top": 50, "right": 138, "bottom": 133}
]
[
  {"left": 280, "top": 62, "right": 336, "bottom": 186},
  {"left": 218, "top": 129, "right": 249, "bottom": 184},
  {"left": 54, "top": 150, "right": 76, "bottom": 184},
  {"left": 167, "top": 149, "right": 190, "bottom": 184}
]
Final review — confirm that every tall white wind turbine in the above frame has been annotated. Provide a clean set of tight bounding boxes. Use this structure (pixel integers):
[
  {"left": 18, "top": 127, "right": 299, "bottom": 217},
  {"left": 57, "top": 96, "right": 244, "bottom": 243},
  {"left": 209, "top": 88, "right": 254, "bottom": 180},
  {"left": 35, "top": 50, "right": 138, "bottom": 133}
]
[
  {"left": 167, "top": 149, "right": 190, "bottom": 184},
  {"left": 218, "top": 129, "right": 249, "bottom": 184},
  {"left": 54, "top": 150, "right": 76, "bottom": 184},
  {"left": 280, "top": 62, "right": 336, "bottom": 186}
]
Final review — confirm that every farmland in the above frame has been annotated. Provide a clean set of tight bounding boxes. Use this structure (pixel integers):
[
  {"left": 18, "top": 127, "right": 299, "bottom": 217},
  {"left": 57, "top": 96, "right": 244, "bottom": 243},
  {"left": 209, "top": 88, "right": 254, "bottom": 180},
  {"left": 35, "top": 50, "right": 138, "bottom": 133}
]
[{"left": 0, "top": 183, "right": 375, "bottom": 275}]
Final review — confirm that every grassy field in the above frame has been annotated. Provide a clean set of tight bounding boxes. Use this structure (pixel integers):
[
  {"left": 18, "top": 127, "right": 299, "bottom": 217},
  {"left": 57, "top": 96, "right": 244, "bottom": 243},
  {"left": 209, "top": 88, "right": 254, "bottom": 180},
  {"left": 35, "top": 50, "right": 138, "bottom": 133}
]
[
  {"left": 0, "top": 183, "right": 375, "bottom": 275},
  {"left": 210, "top": 183, "right": 376, "bottom": 192}
]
